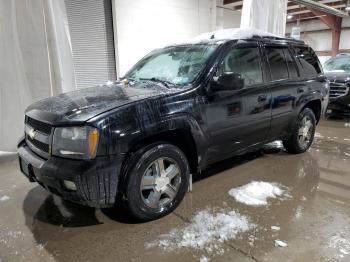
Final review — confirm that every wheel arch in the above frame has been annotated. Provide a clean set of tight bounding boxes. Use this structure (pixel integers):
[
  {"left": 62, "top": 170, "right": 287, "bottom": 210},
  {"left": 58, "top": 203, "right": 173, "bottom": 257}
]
[
  {"left": 300, "top": 99, "right": 322, "bottom": 123},
  {"left": 127, "top": 129, "right": 199, "bottom": 174}
]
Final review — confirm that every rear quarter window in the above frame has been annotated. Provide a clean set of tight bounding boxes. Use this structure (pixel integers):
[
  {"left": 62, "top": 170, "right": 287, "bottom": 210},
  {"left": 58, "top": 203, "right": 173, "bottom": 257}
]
[{"left": 293, "top": 46, "right": 322, "bottom": 77}]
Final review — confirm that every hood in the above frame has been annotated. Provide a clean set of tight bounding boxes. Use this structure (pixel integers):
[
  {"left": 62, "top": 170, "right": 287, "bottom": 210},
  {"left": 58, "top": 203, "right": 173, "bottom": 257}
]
[
  {"left": 25, "top": 81, "right": 176, "bottom": 125},
  {"left": 324, "top": 72, "right": 350, "bottom": 84}
]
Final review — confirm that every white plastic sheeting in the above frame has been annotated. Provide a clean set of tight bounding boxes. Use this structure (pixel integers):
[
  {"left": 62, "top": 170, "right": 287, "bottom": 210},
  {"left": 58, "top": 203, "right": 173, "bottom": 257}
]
[
  {"left": 0, "top": 0, "right": 75, "bottom": 151},
  {"left": 43, "top": 0, "right": 76, "bottom": 94},
  {"left": 240, "top": 0, "right": 288, "bottom": 36}
]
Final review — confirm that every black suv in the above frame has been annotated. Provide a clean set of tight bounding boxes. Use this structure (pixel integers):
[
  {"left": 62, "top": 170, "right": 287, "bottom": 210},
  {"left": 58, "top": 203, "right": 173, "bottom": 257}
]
[
  {"left": 18, "top": 32, "right": 328, "bottom": 221},
  {"left": 323, "top": 54, "right": 350, "bottom": 117}
]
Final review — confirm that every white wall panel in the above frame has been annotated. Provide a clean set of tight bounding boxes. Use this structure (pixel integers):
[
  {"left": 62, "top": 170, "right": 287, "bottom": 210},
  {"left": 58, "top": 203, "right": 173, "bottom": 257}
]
[{"left": 113, "top": 0, "right": 215, "bottom": 75}]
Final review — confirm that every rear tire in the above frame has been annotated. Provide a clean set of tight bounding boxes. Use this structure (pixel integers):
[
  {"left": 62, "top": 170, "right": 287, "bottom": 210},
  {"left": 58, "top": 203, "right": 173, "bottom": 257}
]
[
  {"left": 283, "top": 108, "right": 316, "bottom": 154},
  {"left": 124, "top": 143, "right": 189, "bottom": 221}
]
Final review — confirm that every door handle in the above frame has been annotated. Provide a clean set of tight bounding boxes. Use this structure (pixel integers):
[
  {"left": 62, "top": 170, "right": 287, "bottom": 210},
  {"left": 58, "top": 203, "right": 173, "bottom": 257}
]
[
  {"left": 258, "top": 94, "right": 267, "bottom": 102},
  {"left": 297, "top": 87, "right": 304, "bottom": 93}
]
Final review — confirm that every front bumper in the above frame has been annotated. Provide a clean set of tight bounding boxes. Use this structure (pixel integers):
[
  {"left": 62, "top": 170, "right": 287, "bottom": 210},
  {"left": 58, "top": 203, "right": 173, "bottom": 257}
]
[
  {"left": 18, "top": 140, "right": 125, "bottom": 207},
  {"left": 327, "top": 98, "right": 350, "bottom": 117}
]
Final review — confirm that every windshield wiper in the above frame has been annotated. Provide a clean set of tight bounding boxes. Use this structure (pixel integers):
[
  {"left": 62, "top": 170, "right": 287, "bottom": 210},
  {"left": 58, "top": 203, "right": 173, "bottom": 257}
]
[{"left": 139, "top": 78, "right": 173, "bottom": 88}]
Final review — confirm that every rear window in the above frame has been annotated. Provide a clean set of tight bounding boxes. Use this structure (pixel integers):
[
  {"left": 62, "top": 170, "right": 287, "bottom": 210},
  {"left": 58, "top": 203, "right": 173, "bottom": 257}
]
[{"left": 293, "top": 46, "right": 322, "bottom": 77}]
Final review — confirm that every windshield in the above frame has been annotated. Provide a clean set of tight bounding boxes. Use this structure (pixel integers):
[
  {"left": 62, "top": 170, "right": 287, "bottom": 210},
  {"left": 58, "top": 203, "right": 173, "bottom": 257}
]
[
  {"left": 323, "top": 57, "right": 350, "bottom": 73},
  {"left": 124, "top": 45, "right": 217, "bottom": 86}
]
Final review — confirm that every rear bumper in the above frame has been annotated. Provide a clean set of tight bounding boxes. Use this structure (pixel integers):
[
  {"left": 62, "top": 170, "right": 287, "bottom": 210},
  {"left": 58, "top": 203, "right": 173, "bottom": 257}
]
[{"left": 18, "top": 140, "right": 125, "bottom": 208}]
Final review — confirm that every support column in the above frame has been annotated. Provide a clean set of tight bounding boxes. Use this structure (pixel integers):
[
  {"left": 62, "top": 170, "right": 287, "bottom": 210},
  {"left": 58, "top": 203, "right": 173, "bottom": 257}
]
[{"left": 309, "top": 9, "right": 342, "bottom": 57}]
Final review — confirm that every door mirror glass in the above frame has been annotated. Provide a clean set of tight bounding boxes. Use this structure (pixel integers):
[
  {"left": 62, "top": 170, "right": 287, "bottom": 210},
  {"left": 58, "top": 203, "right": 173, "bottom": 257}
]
[{"left": 212, "top": 72, "right": 244, "bottom": 91}]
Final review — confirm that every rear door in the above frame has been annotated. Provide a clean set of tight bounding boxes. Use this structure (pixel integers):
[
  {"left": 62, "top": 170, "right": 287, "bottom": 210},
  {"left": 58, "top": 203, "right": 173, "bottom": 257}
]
[{"left": 263, "top": 44, "right": 303, "bottom": 139}]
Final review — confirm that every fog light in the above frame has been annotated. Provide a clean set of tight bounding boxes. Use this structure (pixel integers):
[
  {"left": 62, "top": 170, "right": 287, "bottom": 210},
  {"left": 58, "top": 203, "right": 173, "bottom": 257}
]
[{"left": 63, "top": 180, "right": 77, "bottom": 191}]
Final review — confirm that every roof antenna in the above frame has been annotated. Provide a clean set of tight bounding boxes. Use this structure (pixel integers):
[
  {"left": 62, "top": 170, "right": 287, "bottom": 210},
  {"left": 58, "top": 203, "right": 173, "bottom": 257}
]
[{"left": 210, "top": 34, "right": 215, "bottom": 39}]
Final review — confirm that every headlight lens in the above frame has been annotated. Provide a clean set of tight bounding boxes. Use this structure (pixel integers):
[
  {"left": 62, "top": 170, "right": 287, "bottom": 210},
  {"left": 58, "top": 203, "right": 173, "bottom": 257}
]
[{"left": 52, "top": 126, "right": 99, "bottom": 160}]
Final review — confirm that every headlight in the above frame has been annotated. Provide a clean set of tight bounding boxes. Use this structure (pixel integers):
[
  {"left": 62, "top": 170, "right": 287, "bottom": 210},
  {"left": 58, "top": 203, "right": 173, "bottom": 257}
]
[{"left": 52, "top": 126, "right": 99, "bottom": 160}]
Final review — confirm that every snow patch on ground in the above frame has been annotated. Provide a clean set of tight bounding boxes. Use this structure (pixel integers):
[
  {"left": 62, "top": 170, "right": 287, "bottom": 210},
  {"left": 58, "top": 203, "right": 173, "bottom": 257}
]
[
  {"left": 275, "top": 240, "right": 287, "bottom": 247},
  {"left": 228, "top": 181, "right": 290, "bottom": 206},
  {"left": 0, "top": 195, "right": 10, "bottom": 202},
  {"left": 0, "top": 228, "right": 26, "bottom": 247},
  {"left": 199, "top": 256, "right": 210, "bottom": 262},
  {"left": 263, "top": 140, "right": 284, "bottom": 151},
  {"left": 329, "top": 234, "right": 350, "bottom": 258},
  {"left": 147, "top": 208, "right": 254, "bottom": 255},
  {"left": 315, "top": 132, "right": 324, "bottom": 139},
  {"left": 271, "top": 226, "right": 280, "bottom": 231},
  {"left": 267, "top": 140, "right": 283, "bottom": 148}
]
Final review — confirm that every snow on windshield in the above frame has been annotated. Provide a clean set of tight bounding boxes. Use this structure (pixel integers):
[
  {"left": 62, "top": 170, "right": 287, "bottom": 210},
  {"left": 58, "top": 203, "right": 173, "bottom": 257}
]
[{"left": 124, "top": 45, "right": 217, "bottom": 86}]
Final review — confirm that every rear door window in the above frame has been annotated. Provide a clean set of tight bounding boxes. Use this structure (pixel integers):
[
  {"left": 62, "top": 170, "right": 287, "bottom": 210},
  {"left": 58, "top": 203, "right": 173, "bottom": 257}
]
[
  {"left": 283, "top": 49, "right": 299, "bottom": 78},
  {"left": 293, "top": 46, "right": 322, "bottom": 77},
  {"left": 266, "top": 47, "right": 289, "bottom": 81}
]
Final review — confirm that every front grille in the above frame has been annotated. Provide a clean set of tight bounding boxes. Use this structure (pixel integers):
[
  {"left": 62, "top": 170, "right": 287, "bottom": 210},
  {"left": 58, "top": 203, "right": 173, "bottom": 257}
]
[
  {"left": 25, "top": 116, "right": 52, "bottom": 158},
  {"left": 329, "top": 83, "right": 349, "bottom": 99},
  {"left": 26, "top": 117, "right": 52, "bottom": 135},
  {"left": 26, "top": 135, "right": 50, "bottom": 153}
]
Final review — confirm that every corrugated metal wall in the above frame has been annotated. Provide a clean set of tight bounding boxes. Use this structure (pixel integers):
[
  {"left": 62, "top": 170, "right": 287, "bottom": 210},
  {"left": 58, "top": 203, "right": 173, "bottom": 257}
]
[{"left": 65, "top": 0, "right": 116, "bottom": 89}]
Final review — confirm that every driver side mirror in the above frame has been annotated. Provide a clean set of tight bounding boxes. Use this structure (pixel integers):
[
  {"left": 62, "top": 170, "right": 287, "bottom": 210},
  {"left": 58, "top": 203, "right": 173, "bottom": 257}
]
[{"left": 210, "top": 72, "right": 244, "bottom": 92}]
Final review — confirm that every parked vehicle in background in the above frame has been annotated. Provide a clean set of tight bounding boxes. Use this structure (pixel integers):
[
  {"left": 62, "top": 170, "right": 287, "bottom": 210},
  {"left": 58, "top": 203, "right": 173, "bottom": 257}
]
[
  {"left": 323, "top": 54, "right": 350, "bottom": 118},
  {"left": 18, "top": 29, "right": 329, "bottom": 221}
]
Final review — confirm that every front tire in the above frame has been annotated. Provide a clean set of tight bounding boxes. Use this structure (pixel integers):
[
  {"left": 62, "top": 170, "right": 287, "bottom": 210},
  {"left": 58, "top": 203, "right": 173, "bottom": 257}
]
[
  {"left": 283, "top": 108, "right": 316, "bottom": 154},
  {"left": 124, "top": 143, "right": 189, "bottom": 221}
]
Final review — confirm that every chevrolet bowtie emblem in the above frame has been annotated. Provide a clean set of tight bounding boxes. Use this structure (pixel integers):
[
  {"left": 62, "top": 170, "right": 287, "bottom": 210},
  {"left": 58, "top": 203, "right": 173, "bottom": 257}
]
[{"left": 28, "top": 128, "right": 36, "bottom": 140}]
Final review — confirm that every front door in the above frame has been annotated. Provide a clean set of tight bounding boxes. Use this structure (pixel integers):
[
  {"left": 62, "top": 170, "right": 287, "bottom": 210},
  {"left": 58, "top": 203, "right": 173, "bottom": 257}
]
[{"left": 205, "top": 43, "right": 272, "bottom": 163}]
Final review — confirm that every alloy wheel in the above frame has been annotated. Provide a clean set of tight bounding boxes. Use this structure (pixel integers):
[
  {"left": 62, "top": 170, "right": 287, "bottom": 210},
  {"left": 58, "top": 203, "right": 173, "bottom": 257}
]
[
  {"left": 140, "top": 157, "right": 181, "bottom": 209},
  {"left": 298, "top": 115, "right": 314, "bottom": 150}
]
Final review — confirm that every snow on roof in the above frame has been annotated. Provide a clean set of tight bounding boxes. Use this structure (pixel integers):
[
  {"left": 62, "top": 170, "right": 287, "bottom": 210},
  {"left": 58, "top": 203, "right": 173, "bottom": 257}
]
[
  {"left": 191, "top": 28, "right": 280, "bottom": 43},
  {"left": 161, "top": 28, "right": 290, "bottom": 49}
]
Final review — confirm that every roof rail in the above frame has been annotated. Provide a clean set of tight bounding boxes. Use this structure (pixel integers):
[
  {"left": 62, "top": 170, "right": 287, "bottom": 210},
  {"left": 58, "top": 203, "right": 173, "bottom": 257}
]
[{"left": 251, "top": 35, "right": 305, "bottom": 43}]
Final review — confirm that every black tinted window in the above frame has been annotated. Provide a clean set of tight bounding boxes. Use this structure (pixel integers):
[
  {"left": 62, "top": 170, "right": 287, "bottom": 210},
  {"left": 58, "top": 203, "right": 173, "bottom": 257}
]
[
  {"left": 294, "top": 46, "right": 322, "bottom": 77},
  {"left": 218, "top": 47, "right": 263, "bottom": 87},
  {"left": 266, "top": 47, "right": 289, "bottom": 81},
  {"left": 284, "top": 49, "right": 299, "bottom": 78}
]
